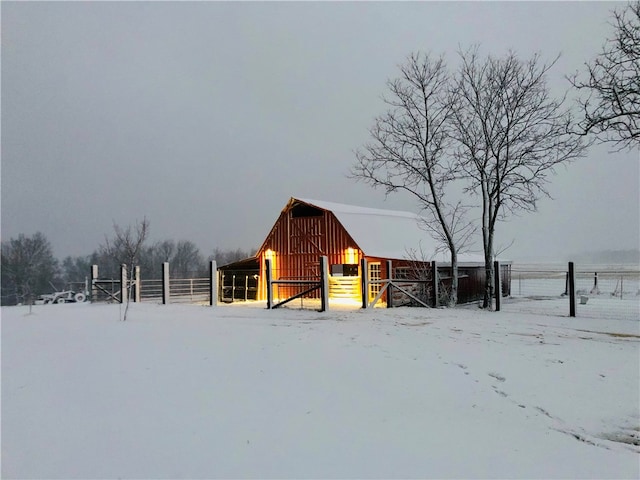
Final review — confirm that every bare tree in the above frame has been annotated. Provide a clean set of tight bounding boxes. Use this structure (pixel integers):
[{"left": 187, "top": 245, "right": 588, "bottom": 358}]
[
  {"left": 569, "top": 1, "right": 640, "bottom": 149},
  {"left": 101, "top": 218, "right": 149, "bottom": 320},
  {"left": 209, "top": 247, "right": 254, "bottom": 267},
  {"left": 136, "top": 240, "right": 176, "bottom": 280},
  {"left": 452, "top": 47, "right": 586, "bottom": 308},
  {"left": 351, "top": 52, "right": 475, "bottom": 306},
  {"left": 403, "top": 243, "right": 440, "bottom": 307},
  {"left": 1, "top": 232, "right": 59, "bottom": 306},
  {"left": 172, "top": 240, "right": 205, "bottom": 278},
  {"left": 154, "top": 240, "right": 175, "bottom": 263},
  {"left": 137, "top": 239, "right": 207, "bottom": 280}
]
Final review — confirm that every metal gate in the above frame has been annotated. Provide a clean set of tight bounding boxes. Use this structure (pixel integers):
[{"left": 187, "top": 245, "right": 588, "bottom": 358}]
[
  {"left": 91, "top": 279, "right": 123, "bottom": 303},
  {"left": 265, "top": 256, "right": 329, "bottom": 311},
  {"left": 361, "top": 259, "right": 433, "bottom": 308}
]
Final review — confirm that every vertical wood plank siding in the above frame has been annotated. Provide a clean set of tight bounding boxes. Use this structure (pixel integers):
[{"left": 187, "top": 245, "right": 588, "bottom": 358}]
[{"left": 257, "top": 206, "right": 361, "bottom": 300}]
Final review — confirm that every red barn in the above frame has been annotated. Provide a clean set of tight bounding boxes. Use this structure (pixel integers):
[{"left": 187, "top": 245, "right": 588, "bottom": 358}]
[{"left": 219, "top": 197, "right": 510, "bottom": 305}]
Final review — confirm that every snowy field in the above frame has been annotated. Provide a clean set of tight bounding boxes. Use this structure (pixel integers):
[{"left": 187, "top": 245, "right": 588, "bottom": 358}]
[{"left": 2, "top": 302, "right": 639, "bottom": 479}]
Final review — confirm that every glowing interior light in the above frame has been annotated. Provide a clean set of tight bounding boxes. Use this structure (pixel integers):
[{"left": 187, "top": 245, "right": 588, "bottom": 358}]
[
  {"left": 265, "top": 249, "right": 275, "bottom": 267},
  {"left": 345, "top": 247, "right": 356, "bottom": 264}
]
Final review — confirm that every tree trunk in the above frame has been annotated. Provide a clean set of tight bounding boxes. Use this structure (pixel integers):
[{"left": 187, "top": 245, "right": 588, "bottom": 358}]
[
  {"left": 483, "top": 227, "right": 495, "bottom": 309},
  {"left": 449, "top": 250, "right": 458, "bottom": 306}
]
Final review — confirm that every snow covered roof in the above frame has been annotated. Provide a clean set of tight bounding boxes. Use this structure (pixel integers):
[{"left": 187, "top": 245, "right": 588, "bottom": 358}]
[
  {"left": 295, "top": 197, "right": 432, "bottom": 260},
  {"left": 294, "top": 197, "right": 493, "bottom": 264}
]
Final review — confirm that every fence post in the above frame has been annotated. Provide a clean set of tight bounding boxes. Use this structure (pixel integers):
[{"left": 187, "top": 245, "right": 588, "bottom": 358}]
[
  {"left": 432, "top": 261, "right": 439, "bottom": 308},
  {"left": 386, "top": 260, "right": 393, "bottom": 309},
  {"left": 320, "top": 256, "right": 329, "bottom": 312},
  {"left": 361, "top": 258, "right": 369, "bottom": 309},
  {"left": 90, "top": 265, "right": 98, "bottom": 302},
  {"left": 134, "top": 266, "right": 141, "bottom": 303},
  {"left": 162, "top": 262, "right": 170, "bottom": 305},
  {"left": 232, "top": 274, "right": 236, "bottom": 301},
  {"left": 209, "top": 260, "right": 217, "bottom": 306},
  {"left": 265, "top": 259, "right": 273, "bottom": 309},
  {"left": 591, "top": 272, "right": 600, "bottom": 294},
  {"left": 120, "top": 264, "right": 128, "bottom": 304},
  {"left": 494, "top": 261, "right": 501, "bottom": 312},
  {"left": 568, "top": 262, "right": 576, "bottom": 317},
  {"left": 221, "top": 273, "right": 227, "bottom": 302}
]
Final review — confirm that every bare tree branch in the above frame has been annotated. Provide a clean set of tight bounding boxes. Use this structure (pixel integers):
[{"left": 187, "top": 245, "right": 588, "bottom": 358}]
[
  {"left": 351, "top": 52, "right": 471, "bottom": 306},
  {"left": 452, "top": 46, "right": 587, "bottom": 308},
  {"left": 101, "top": 217, "right": 150, "bottom": 320},
  {"left": 568, "top": 1, "right": 640, "bottom": 149}
]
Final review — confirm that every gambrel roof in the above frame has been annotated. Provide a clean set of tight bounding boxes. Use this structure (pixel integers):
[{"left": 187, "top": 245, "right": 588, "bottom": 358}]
[
  {"left": 295, "top": 197, "right": 433, "bottom": 261},
  {"left": 294, "top": 197, "right": 489, "bottom": 265}
]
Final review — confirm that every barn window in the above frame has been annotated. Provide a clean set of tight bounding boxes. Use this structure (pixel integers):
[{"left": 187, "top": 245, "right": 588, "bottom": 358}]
[
  {"left": 331, "top": 264, "right": 344, "bottom": 276},
  {"left": 344, "top": 247, "right": 357, "bottom": 264},
  {"left": 331, "top": 264, "right": 358, "bottom": 277},
  {"left": 291, "top": 203, "right": 323, "bottom": 218},
  {"left": 343, "top": 264, "right": 358, "bottom": 276}
]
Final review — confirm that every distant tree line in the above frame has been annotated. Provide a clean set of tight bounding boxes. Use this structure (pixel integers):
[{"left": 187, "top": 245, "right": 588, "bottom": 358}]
[{"left": 1, "top": 228, "right": 254, "bottom": 306}]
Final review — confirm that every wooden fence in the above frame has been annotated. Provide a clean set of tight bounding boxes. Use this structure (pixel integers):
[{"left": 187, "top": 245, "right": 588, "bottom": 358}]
[{"left": 90, "top": 261, "right": 217, "bottom": 306}]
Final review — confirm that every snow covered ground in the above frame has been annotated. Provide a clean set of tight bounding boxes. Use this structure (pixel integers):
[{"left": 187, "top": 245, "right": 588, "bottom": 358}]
[{"left": 2, "top": 301, "right": 639, "bottom": 479}]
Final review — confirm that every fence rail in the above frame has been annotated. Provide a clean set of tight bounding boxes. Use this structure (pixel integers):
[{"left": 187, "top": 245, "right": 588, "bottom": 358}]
[
  {"left": 169, "top": 277, "right": 210, "bottom": 304},
  {"left": 140, "top": 279, "right": 163, "bottom": 302},
  {"left": 91, "top": 279, "right": 122, "bottom": 303},
  {"left": 265, "top": 257, "right": 328, "bottom": 311},
  {"left": 88, "top": 261, "right": 638, "bottom": 320},
  {"left": 503, "top": 263, "right": 639, "bottom": 321},
  {"left": 91, "top": 262, "right": 217, "bottom": 306}
]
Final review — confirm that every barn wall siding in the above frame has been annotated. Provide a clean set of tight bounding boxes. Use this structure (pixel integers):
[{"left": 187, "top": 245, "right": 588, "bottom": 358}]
[{"left": 257, "top": 207, "right": 362, "bottom": 300}]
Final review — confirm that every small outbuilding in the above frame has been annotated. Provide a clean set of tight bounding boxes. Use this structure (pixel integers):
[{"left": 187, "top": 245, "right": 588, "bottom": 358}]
[{"left": 220, "top": 197, "right": 510, "bottom": 306}]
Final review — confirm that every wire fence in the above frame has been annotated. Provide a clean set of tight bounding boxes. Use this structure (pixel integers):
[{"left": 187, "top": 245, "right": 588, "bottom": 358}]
[{"left": 502, "top": 264, "right": 639, "bottom": 322}]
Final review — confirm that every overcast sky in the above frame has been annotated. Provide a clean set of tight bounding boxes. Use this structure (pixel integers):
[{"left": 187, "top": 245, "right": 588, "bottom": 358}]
[{"left": 2, "top": 1, "right": 638, "bottom": 262}]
